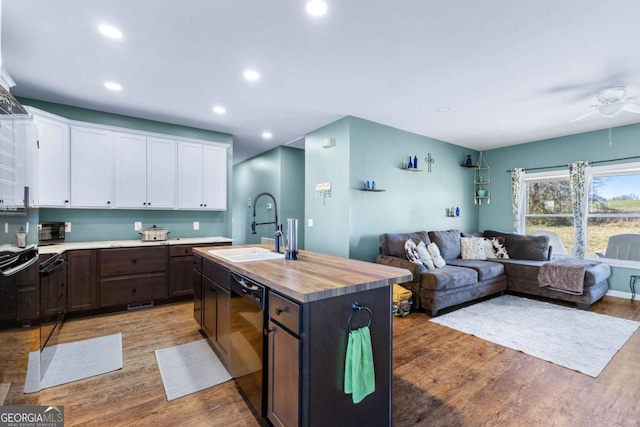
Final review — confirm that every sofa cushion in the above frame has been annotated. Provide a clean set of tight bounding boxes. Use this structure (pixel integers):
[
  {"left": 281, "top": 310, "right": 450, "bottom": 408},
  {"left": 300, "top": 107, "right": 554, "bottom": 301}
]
[
  {"left": 427, "top": 242, "right": 446, "bottom": 268},
  {"left": 446, "top": 259, "right": 505, "bottom": 281},
  {"left": 404, "top": 239, "right": 422, "bottom": 264},
  {"left": 380, "top": 231, "right": 430, "bottom": 259},
  {"left": 428, "top": 230, "right": 461, "bottom": 260},
  {"left": 496, "top": 259, "right": 609, "bottom": 288},
  {"left": 416, "top": 241, "right": 436, "bottom": 270},
  {"left": 461, "top": 237, "right": 486, "bottom": 260},
  {"left": 420, "top": 265, "right": 478, "bottom": 291},
  {"left": 484, "top": 230, "right": 550, "bottom": 261}
]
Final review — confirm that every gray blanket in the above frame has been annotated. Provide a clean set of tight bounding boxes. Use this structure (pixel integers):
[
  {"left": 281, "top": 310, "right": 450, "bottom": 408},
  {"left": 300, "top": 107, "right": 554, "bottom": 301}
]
[{"left": 538, "top": 258, "right": 599, "bottom": 295}]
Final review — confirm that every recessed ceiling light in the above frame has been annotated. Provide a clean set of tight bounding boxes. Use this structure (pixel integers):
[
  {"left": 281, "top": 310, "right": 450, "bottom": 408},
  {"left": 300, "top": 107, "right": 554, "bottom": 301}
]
[
  {"left": 104, "top": 81, "right": 122, "bottom": 91},
  {"left": 262, "top": 131, "right": 273, "bottom": 139},
  {"left": 244, "top": 70, "right": 260, "bottom": 82},
  {"left": 98, "top": 24, "right": 123, "bottom": 39},
  {"left": 306, "top": 0, "right": 328, "bottom": 16},
  {"left": 213, "top": 106, "right": 226, "bottom": 114},
  {"left": 436, "top": 107, "right": 450, "bottom": 113}
]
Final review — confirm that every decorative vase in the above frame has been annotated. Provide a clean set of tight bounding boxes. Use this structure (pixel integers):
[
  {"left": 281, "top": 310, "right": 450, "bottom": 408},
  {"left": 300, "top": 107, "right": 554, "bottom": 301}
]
[
  {"left": 465, "top": 155, "right": 473, "bottom": 166},
  {"left": 477, "top": 189, "right": 487, "bottom": 197}
]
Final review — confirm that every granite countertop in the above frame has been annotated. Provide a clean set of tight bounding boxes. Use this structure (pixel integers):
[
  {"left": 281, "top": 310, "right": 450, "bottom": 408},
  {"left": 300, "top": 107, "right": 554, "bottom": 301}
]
[
  {"left": 38, "top": 236, "right": 233, "bottom": 255},
  {"left": 194, "top": 245, "right": 412, "bottom": 303}
]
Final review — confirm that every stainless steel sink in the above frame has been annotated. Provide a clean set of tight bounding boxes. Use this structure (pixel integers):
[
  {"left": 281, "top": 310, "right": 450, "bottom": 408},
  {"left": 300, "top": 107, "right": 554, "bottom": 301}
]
[{"left": 208, "top": 247, "right": 284, "bottom": 263}]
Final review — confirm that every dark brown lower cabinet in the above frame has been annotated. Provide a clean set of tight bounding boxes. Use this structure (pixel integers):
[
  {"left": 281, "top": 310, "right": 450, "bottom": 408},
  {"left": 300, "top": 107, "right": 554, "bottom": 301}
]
[
  {"left": 202, "top": 274, "right": 230, "bottom": 360},
  {"left": 169, "top": 245, "right": 195, "bottom": 297},
  {"left": 68, "top": 250, "right": 98, "bottom": 312},
  {"left": 267, "top": 320, "right": 300, "bottom": 427}
]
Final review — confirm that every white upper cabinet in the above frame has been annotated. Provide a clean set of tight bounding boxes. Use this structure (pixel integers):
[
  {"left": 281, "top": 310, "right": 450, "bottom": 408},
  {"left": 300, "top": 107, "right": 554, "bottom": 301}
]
[
  {"left": 32, "top": 113, "right": 70, "bottom": 207},
  {"left": 115, "top": 133, "right": 177, "bottom": 209},
  {"left": 70, "top": 126, "right": 114, "bottom": 208},
  {"left": 146, "top": 137, "right": 177, "bottom": 209},
  {"left": 202, "top": 144, "right": 227, "bottom": 210},
  {"left": 177, "top": 141, "right": 227, "bottom": 210}
]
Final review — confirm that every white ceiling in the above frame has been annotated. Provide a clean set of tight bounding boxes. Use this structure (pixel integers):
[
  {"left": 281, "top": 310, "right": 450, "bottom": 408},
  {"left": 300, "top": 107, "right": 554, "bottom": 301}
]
[{"left": 3, "top": 1, "right": 640, "bottom": 164}]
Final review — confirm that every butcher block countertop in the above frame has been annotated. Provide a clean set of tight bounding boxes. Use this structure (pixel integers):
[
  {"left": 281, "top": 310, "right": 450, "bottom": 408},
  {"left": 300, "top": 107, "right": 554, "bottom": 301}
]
[{"left": 194, "top": 245, "right": 412, "bottom": 303}]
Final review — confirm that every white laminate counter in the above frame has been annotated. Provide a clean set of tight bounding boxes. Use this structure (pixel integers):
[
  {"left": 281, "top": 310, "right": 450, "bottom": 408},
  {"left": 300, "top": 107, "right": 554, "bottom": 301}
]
[{"left": 38, "top": 237, "right": 233, "bottom": 255}]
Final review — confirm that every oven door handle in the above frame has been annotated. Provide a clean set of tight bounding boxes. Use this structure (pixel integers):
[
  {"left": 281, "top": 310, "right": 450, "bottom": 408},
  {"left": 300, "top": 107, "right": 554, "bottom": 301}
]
[
  {"left": 1, "top": 254, "right": 40, "bottom": 277},
  {"left": 41, "top": 258, "right": 65, "bottom": 276},
  {"left": 231, "top": 272, "right": 260, "bottom": 291}
]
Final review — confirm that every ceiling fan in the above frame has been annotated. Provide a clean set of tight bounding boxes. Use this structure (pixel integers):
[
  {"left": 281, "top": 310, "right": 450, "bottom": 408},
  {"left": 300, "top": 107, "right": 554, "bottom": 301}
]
[{"left": 571, "top": 86, "right": 640, "bottom": 122}]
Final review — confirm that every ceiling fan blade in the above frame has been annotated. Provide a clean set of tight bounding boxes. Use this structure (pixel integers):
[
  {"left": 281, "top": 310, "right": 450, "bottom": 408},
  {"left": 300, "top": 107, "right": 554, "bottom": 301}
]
[
  {"left": 571, "top": 109, "right": 597, "bottom": 122},
  {"left": 622, "top": 102, "right": 640, "bottom": 114}
]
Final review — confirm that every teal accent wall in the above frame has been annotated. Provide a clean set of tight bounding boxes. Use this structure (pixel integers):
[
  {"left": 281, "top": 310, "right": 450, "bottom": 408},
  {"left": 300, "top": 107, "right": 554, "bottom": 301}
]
[
  {"left": 0, "top": 209, "right": 39, "bottom": 246},
  {"left": 232, "top": 146, "right": 305, "bottom": 248},
  {"left": 305, "top": 116, "right": 479, "bottom": 261},
  {"left": 16, "top": 98, "right": 234, "bottom": 242},
  {"left": 39, "top": 208, "right": 229, "bottom": 242},
  {"left": 479, "top": 123, "right": 640, "bottom": 292}
]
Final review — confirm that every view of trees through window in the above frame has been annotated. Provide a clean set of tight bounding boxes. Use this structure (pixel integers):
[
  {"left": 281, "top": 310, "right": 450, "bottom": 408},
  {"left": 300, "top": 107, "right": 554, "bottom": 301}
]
[{"left": 525, "top": 171, "right": 640, "bottom": 258}]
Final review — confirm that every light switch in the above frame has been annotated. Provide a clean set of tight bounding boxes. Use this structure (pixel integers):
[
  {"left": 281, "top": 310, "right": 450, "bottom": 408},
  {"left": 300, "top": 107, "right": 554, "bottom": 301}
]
[
  {"left": 65, "top": 222, "right": 72, "bottom": 232},
  {"left": 308, "top": 218, "right": 313, "bottom": 227},
  {"left": 134, "top": 221, "right": 142, "bottom": 231},
  {"left": 193, "top": 221, "right": 200, "bottom": 230},
  {"left": 4, "top": 223, "right": 7, "bottom": 233}
]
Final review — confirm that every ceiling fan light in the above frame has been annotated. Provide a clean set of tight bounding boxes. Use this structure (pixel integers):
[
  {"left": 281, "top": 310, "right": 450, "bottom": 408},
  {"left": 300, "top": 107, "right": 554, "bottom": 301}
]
[{"left": 598, "top": 102, "right": 625, "bottom": 118}]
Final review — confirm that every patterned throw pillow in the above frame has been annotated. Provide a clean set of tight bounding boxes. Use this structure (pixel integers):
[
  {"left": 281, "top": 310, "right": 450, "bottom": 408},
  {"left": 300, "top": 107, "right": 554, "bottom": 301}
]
[
  {"left": 460, "top": 237, "right": 487, "bottom": 260},
  {"left": 483, "top": 239, "right": 497, "bottom": 259},
  {"left": 490, "top": 237, "right": 510, "bottom": 259},
  {"left": 404, "top": 239, "right": 422, "bottom": 264},
  {"left": 416, "top": 241, "right": 436, "bottom": 270},
  {"left": 426, "top": 242, "right": 446, "bottom": 268}
]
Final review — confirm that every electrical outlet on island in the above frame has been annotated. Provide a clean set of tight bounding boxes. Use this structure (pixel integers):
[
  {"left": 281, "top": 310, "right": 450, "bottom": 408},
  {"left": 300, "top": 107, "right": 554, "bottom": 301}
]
[{"left": 193, "top": 221, "right": 200, "bottom": 230}]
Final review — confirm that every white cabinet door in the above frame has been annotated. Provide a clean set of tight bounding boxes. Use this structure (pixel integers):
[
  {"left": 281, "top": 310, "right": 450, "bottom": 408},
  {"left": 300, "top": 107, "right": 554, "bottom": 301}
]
[
  {"left": 202, "top": 144, "right": 227, "bottom": 210},
  {"left": 114, "top": 132, "right": 147, "bottom": 208},
  {"left": 147, "top": 137, "right": 176, "bottom": 209},
  {"left": 177, "top": 141, "right": 204, "bottom": 209},
  {"left": 32, "top": 114, "right": 70, "bottom": 207},
  {"left": 70, "top": 126, "right": 114, "bottom": 208}
]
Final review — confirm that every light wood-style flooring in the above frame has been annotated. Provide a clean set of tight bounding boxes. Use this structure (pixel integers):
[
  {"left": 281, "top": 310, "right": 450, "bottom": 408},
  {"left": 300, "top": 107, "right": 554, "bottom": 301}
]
[{"left": 1, "top": 296, "right": 639, "bottom": 426}]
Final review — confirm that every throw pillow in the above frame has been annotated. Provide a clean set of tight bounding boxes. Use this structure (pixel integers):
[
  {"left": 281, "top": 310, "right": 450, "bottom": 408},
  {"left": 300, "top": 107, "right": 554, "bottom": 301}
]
[
  {"left": 460, "top": 237, "right": 486, "bottom": 260},
  {"left": 416, "top": 241, "right": 436, "bottom": 270},
  {"left": 427, "top": 230, "right": 461, "bottom": 260},
  {"left": 404, "top": 239, "right": 422, "bottom": 264},
  {"left": 483, "top": 238, "right": 497, "bottom": 259},
  {"left": 426, "top": 242, "right": 446, "bottom": 268},
  {"left": 490, "top": 237, "right": 510, "bottom": 259}
]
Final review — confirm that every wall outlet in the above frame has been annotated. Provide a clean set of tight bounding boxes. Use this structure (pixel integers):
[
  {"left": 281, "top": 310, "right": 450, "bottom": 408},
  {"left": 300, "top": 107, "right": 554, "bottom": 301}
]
[
  {"left": 4, "top": 223, "right": 7, "bottom": 233},
  {"left": 65, "top": 222, "right": 71, "bottom": 232},
  {"left": 134, "top": 221, "right": 142, "bottom": 231},
  {"left": 193, "top": 221, "right": 200, "bottom": 230},
  {"left": 308, "top": 218, "right": 313, "bottom": 227},
  {"left": 266, "top": 203, "right": 272, "bottom": 210},
  {"left": 247, "top": 198, "right": 252, "bottom": 207}
]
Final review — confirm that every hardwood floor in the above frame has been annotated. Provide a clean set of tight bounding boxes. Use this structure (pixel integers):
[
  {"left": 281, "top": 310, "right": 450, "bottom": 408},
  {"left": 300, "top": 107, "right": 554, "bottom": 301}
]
[{"left": 1, "top": 296, "right": 639, "bottom": 426}]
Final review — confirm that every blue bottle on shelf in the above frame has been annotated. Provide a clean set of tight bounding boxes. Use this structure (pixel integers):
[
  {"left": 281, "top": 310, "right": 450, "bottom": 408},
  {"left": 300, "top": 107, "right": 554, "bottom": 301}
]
[
  {"left": 455, "top": 207, "right": 460, "bottom": 217},
  {"left": 372, "top": 181, "right": 376, "bottom": 190},
  {"left": 414, "top": 155, "right": 418, "bottom": 169},
  {"left": 408, "top": 157, "right": 413, "bottom": 168}
]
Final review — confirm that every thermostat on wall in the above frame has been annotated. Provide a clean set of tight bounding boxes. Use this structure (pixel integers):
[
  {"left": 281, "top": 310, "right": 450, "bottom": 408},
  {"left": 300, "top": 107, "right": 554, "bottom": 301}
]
[{"left": 321, "top": 138, "right": 335, "bottom": 148}]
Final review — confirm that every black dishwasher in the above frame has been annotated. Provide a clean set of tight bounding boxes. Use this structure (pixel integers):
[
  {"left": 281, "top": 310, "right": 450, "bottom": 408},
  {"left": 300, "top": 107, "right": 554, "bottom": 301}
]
[{"left": 229, "top": 272, "right": 266, "bottom": 417}]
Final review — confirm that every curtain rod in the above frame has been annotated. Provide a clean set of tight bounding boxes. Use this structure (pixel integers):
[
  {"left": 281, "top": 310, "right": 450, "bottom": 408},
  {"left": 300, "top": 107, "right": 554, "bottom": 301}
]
[{"left": 505, "top": 155, "right": 640, "bottom": 173}]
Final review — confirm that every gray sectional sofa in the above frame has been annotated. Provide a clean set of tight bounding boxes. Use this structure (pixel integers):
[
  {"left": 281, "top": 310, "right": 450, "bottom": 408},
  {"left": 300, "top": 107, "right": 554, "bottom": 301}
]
[{"left": 376, "top": 229, "right": 611, "bottom": 316}]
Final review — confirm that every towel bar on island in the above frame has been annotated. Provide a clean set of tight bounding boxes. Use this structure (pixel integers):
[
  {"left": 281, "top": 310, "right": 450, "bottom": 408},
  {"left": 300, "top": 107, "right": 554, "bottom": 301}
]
[{"left": 347, "top": 301, "right": 372, "bottom": 331}]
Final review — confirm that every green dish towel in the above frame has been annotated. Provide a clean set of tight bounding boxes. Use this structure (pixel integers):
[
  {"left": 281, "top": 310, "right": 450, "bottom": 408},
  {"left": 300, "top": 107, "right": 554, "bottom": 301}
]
[{"left": 344, "top": 326, "right": 375, "bottom": 404}]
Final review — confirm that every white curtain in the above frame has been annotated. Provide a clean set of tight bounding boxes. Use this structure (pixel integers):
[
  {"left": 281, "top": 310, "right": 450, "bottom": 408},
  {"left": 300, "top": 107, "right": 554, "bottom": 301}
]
[
  {"left": 569, "top": 161, "right": 592, "bottom": 258},
  {"left": 511, "top": 168, "right": 526, "bottom": 233}
]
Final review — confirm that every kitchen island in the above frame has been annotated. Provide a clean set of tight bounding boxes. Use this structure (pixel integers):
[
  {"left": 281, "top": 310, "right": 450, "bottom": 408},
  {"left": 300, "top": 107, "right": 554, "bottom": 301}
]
[{"left": 193, "top": 245, "right": 411, "bottom": 427}]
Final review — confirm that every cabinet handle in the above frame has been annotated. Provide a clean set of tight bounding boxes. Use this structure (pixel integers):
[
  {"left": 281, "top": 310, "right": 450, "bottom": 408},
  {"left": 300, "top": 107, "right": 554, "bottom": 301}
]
[
  {"left": 107, "top": 201, "right": 111, "bottom": 205},
  {"left": 132, "top": 259, "right": 137, "bottom": 264},
  {"left": 143, "top": 202, "right": 147, "bottom": 206},
  {"left": 209, "top": 287, "right": 215, "bottom": 292},
  {"left": 132, "top": 288, "right": 136, "bottom": 293},
  {"left": 275, "top": 308, "right": 283, "bottom": 315},
  {"left": 64, "top": 200, "right": 69, "bottom": 203}
]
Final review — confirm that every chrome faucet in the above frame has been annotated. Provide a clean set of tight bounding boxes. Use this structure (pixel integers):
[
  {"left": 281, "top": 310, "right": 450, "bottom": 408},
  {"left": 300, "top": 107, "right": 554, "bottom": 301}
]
[{"left": 250, "top": 192, "right": 282, "bottom": 253}]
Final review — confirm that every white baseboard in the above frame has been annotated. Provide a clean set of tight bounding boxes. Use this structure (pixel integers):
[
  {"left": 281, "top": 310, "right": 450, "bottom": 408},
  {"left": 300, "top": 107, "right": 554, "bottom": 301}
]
[{"left": 606, "top": 289, "right": 640, "bottom": 301}]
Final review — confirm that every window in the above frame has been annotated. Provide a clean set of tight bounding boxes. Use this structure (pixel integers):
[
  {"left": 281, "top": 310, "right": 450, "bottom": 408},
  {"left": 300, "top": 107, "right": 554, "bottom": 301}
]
[
  {"left": 523, "top": 163, "right": 640, "bottom": 263},
  {"left": 524, "top": 172, "right": 573, "bottom": 255},
  {"left": 588, "top": 163, "right": 640, "bottom": 259}
]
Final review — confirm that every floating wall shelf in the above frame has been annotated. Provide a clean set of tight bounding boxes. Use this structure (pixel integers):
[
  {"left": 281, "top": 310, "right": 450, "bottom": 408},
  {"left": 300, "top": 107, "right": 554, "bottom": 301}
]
[
  {"left": 359, "top": 189, "right": 386, "bottom": 192},
  {"left": 400, "top": 168, "right": 423, "bottom": 172}
]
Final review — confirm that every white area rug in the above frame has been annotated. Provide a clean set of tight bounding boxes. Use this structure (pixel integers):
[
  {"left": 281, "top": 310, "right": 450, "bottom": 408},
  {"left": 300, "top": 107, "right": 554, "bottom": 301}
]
[
  {"left": 430, "top": 295, "right": 639, "bottom": 377},
  {"left": 0, "top": 383, "right": 10, "bottom": 405},
  {"left": 155, "top": 339, "right": 231, "bottom": 401},
  {"left": 24, "top": 333, "right": 123, "bottom": 393}
]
